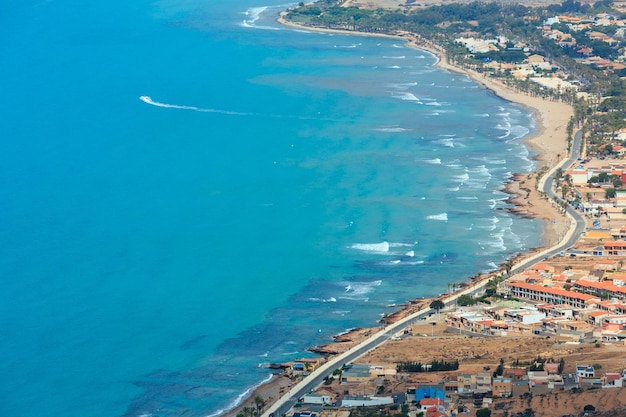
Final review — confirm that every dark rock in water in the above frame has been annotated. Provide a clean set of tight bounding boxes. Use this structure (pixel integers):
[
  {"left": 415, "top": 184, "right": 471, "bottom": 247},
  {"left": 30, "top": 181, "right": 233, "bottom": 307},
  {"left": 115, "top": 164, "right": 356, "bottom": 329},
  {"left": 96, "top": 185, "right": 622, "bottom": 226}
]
[
  {"left": 179, "top": 335, "right": 208, "bottom": 350},
  {"left": 269, "top": 363, "right": 290, "bottom": 370}
]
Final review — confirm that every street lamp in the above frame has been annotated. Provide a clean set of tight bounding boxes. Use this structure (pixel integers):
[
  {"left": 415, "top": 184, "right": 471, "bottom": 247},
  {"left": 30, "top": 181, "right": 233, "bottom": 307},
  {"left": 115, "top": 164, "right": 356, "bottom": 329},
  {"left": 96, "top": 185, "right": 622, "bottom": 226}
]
[{"left": 431, "top": 322, "right": 436, "bottom": 337}]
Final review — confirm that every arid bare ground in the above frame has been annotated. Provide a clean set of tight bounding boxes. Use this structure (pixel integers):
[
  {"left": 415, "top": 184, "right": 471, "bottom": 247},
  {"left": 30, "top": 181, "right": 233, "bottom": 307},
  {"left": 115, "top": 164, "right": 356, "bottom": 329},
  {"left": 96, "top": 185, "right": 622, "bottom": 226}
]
[{"left": 353, "top": 321, "right": 626, "bottom": 416}]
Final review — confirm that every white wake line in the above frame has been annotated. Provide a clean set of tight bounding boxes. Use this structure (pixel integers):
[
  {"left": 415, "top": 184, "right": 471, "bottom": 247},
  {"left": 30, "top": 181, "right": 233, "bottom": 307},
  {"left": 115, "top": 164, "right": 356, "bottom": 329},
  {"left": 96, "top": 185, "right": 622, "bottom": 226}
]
[
  {"left": 139, "top": 96, "right": 252, "bottom": 116},
  {"left": 139, "top": 95, "right": 343, "bottom": 122}
]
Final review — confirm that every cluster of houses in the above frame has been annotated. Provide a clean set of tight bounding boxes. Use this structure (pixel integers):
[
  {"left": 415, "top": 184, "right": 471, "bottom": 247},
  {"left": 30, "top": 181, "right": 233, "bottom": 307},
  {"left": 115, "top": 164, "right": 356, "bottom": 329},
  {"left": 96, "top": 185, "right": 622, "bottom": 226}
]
[
  {"left": 288, "top": 362, "right": 626, "bottom": 417},
  {"left": 453, "top": 36, "right": 578, "bottom": 91},
  {"left": 463, "top": 259, "right": 626, "bottom": 342},
  {"left": 542, "top": 13, "right": 626, "bottom": 72},
  {"left": 454, "top": 12, "right": 626, "bottom": 95}
]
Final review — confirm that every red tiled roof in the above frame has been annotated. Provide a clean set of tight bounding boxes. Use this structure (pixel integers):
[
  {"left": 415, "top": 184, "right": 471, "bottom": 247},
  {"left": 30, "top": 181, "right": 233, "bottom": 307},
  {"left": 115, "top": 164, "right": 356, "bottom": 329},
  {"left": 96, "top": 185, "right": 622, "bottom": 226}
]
[
  {"left": 605, "top": 241, "right": 626, "bottom": 249},
  {"left": 420, "top": 398, "right": 444, "bottom": 406},
  {"left": 576, "top": 279, "right": 626, "bottom": 295},
  {"left": 509, "top": 282, "right": 599, "bottom": 301}
]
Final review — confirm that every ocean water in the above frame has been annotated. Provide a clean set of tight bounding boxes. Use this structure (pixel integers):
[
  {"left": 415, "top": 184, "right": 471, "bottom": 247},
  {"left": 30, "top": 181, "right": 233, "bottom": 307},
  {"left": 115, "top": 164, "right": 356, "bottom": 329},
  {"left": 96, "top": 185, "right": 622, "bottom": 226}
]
[{"left": 0, "top": 1, "right": 542, "bottom": 416}]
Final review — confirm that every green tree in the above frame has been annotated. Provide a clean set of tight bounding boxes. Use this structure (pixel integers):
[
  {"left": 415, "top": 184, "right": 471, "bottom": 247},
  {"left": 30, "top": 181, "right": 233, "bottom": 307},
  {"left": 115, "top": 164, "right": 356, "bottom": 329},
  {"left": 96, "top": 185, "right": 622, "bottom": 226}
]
[
  {"left": 555, "top": 167, "right": 563, "bottom": 182},
  {"left": 457, "top": 294, "right": 477, "bottom": 306},
  {"left": 254, "top": 396, "right": 266, "bottom": 416},
  {"left": 505, "top": 259, "right": 514, "bottom": 276},
  {"left": 476, "top": 408, "right": 491, "bottom": 417},
  {"left": 237, "top": 406, "right": 255, "bottom": 417},
  {"left": 430, "top": 299, "right": 445, "bottom": 313},
  {"left": 583, "top": 404, "right": 596, "bottom": 411}
]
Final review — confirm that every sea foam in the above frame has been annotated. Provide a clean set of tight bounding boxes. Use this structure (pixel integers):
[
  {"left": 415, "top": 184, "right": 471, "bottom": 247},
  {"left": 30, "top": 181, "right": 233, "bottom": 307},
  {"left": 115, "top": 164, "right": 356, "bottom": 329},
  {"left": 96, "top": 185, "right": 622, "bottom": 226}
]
[{"left": 427, "top": 213, "right": 448, "bottom": 221}]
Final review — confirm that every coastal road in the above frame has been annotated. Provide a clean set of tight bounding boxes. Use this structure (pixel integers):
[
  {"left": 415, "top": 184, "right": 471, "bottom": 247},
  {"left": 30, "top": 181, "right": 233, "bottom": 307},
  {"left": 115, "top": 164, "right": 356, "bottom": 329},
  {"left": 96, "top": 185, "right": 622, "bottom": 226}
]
[
  {"left": 262, "top": 131, "right": 587, "bottom": 417},
  {"left": 530, "top": 129, "right": 587, "bottom": 266}
]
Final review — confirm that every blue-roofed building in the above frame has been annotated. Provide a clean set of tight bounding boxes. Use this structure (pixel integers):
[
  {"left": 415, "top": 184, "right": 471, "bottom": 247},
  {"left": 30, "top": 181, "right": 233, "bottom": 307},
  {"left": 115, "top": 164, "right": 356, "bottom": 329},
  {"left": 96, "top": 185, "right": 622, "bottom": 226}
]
[{"left": 414, "top": 385, "right": 445, "bottom": 402}]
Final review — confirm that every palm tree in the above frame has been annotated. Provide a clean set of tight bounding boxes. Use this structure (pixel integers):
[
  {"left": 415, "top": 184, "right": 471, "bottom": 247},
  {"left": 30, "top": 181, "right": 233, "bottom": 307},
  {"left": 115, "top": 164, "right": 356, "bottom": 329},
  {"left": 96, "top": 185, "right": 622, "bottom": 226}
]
[
  {"left": 253, "top": 396, "right": 266, "bottom": 416},
  {"left": 505, "top": 259, "right": 513, "bottom": 276},
  {"left": 561, "top": 183, "right": 570, "bottom": 200},
  {"left": 238, "top": 406, "right": 255, "bottom": 417},
  {"left": 554, "top": 167, "right": 563, "bottom": 182}
]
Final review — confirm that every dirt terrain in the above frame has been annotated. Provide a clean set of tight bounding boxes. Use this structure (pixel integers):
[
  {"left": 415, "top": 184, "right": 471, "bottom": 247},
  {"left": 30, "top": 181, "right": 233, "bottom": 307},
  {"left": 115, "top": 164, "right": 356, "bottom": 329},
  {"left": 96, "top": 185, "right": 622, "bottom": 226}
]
[{"left": 348, "top": 321, "right": 626, "bottom": 416}]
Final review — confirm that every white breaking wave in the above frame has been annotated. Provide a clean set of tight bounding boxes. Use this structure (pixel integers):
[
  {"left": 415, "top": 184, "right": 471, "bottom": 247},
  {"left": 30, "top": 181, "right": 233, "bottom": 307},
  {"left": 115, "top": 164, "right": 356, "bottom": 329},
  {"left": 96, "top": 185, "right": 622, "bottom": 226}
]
[
  {"left": 240, "top": 6, "right": 279, "bottom": 29},
  {"left": 435, "top": 138, "right": 455, "bottom": 148},
  {"left": 421, "top": 158, "right": 441, "bottom": 165},
  {"left": 405, "top": 250, "right": 415, "bottom": 257},
  {"left": 453, "top": 172, "right": 469, "bottom": 182},
  {"left": 388, "top": 81, "right": 417, "bottom": 90},
  {"left": 332, "top": 310, "right": 351, "bottom": 316},
  {"left": 374, "top": 126, "right": 411, "bottom": 133},
  {"left": 139, "top": 96, "right": 249, "bottom": 116},
  {"left": 350, "top": 242, "right": 390, "bottom": 253},
  {"left": 383, "top": 55, "right": 406, "bottom": 59},
  {"left": 334, "top": 43, "right": 362, "bottom": 48},
  {"left": 392, "top": 92, "right": 422, "bottom": 103},
  {"left": 427, "top": 213, "right": 448, "bottom": 221},
  {"left": 389, "top": 242, "right": 414, "bottom": 248},
  {"left": 341, "top": 280, "right": 382, "bottom": 296},
  {"left": 204, "top": 374, "right": 273, "bottom": 417},
  {"left": 308, "top": 297, "right": 337, "bottom": 303}
]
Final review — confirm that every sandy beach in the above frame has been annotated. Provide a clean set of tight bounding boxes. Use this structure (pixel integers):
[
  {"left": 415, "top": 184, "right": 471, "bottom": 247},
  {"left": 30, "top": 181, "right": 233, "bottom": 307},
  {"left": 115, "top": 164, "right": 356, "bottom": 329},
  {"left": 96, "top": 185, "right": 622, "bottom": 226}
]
[{"left": 227, "top": 13, "right": 575, "bottom": 417}]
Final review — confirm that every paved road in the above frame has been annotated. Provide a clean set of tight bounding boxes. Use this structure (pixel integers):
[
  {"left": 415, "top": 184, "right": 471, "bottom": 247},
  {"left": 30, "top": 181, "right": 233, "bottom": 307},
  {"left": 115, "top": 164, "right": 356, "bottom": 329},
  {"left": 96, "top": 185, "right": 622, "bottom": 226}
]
[
  {"left": 530, "top": 129, "right": 587, "bottom": 268},
  {"left": 262, "top": 131, "right": 587, "bottom": 417}
]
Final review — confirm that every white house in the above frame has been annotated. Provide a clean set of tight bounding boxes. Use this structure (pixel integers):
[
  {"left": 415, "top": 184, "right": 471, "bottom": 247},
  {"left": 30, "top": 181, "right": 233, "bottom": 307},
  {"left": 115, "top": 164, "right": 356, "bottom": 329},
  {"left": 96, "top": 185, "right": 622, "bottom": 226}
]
[
  {"left": 576, "top": 365, "right": 595, "bottom": 382},
  {"left": 302, "top": 394, "right": 331, "bottom": 405}
]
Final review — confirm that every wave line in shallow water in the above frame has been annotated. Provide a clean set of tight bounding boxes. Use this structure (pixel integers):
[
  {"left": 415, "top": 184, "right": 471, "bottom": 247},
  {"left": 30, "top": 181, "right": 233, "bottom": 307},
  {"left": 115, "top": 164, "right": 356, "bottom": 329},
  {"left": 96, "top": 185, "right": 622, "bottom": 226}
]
[{"left": 204, "top": 374, "right": 274, "bottom": 417}]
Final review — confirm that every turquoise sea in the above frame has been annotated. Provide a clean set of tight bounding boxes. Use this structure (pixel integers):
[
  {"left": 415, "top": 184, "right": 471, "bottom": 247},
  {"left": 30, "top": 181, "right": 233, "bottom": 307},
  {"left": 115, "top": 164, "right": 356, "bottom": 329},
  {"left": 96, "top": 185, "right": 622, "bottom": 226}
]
[{"left": 0, "top": 1, "right": 542, "bottom": 416}]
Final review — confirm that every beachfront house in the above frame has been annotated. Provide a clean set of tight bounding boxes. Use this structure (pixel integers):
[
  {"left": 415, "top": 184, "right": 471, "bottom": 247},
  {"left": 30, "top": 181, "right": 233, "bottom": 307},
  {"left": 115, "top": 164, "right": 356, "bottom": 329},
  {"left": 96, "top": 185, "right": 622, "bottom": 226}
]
[{"left": 506, "top": 282, "right": 600, "bottom": 308}]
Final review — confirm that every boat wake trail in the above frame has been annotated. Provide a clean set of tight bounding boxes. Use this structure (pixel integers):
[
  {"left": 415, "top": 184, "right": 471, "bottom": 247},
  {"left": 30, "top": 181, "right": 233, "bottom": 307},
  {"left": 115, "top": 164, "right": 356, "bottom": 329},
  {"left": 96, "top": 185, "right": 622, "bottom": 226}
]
[
  {"left": 139, "top": 96, "right": 251, "bottom": 116},
  {"left": 140, "top": 96, "right": 340, "bottom": 122}
]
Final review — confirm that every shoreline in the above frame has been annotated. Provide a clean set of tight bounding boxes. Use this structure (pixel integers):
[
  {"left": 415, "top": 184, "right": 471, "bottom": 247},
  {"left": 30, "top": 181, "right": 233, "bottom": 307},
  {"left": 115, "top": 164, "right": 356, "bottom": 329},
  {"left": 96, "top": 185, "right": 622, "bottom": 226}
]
[{"left": 226, "top": 14, "right": 574, "bottom": 417}]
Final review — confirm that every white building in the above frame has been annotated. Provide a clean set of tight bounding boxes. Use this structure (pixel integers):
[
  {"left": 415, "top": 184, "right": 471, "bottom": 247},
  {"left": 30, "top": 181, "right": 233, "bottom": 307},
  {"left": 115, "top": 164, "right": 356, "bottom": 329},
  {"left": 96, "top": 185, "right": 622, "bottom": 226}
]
[
  {"left": 302, "top": 394, "right": 331, "bottom": 405},
  {"left": 576, "top": 365, "right": 595, "bottom": 382},
  {"left": 340, "top": 396, "right": 393, "bottom": 407}
]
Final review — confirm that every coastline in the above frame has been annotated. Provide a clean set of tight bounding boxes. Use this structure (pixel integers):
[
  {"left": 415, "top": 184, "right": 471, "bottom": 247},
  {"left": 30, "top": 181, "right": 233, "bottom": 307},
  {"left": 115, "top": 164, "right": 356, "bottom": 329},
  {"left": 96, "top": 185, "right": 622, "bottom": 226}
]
[
  {"left": 277, "top": 12, "right": 573, "bottom": 258},
  {"left": 226, "top": 14, "right": 574, "bottom": 417}
]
